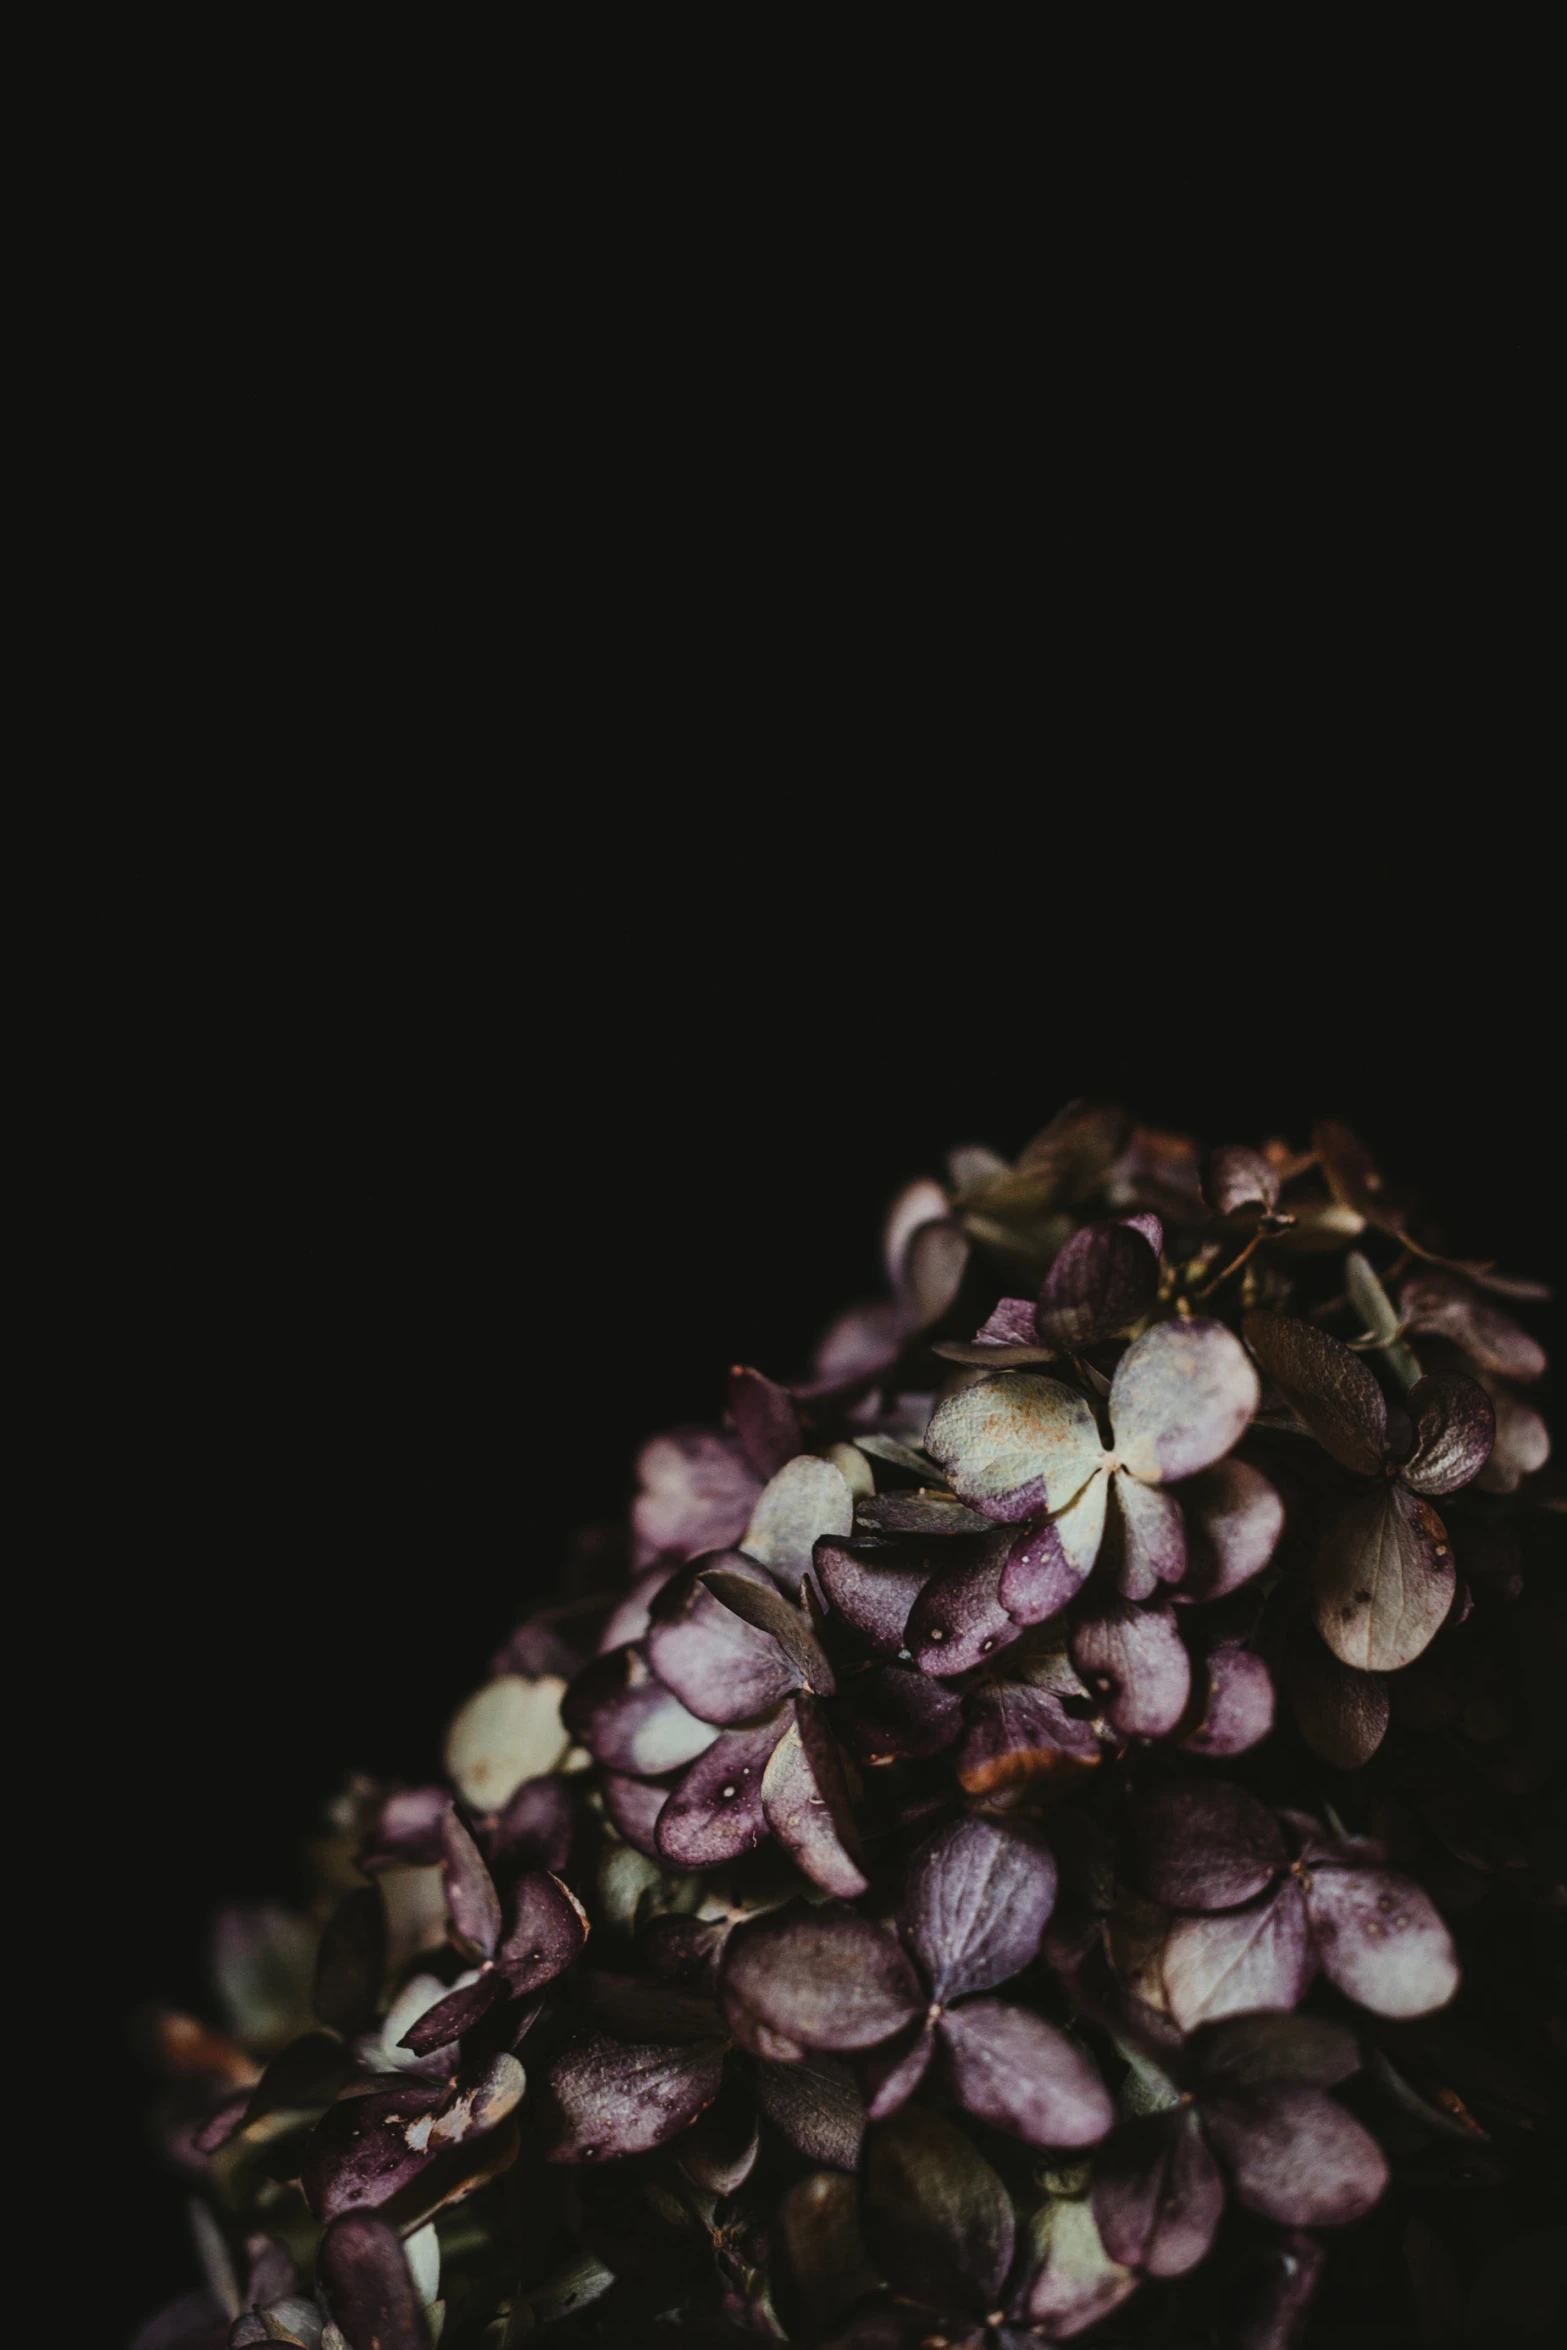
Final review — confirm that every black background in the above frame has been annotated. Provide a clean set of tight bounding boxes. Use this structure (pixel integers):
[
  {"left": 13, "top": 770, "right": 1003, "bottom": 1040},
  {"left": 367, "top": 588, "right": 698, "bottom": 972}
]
[{"left": 101, "top": 929, "right": 1558, "bottom": 2334}]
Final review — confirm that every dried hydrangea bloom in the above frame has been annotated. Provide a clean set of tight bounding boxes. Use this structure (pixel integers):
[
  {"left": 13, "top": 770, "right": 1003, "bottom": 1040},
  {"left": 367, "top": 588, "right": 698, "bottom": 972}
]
[{"left": 136, "top": 1099, "right": 1556, "bottom": 2350}]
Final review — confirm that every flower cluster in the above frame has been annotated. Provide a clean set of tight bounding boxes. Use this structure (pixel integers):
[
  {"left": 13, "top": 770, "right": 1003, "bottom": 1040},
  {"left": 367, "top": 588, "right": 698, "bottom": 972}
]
[{"left": 137, "top": 1105, "right": 1561, "bottom": 2350}]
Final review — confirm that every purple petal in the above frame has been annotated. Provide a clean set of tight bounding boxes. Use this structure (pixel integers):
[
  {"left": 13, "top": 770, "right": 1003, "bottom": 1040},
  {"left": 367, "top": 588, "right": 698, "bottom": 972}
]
[
  {"left": 1203, "top": 2084, "right": 1388, "bottom": 2226},
  {"left": 1474, "top": 1373, "right": 1551, "bottom": 1492},
  {"left": 646, "top": 1560, "right": 799, "bottom": 1725},
  {"left": 1312, "top": 1484, "right": 1456, "bottom": 1673},
  {"left": 542, "top": 2031, "right": 726, "bottom": 2162},
  {"left": 1289, "top": 1640, "right": 1389, "bottom": 1769},
  {"left": 998, "top": 1474, "right": 1109, "bottom": 1623},
  {"left": 958, "top": 1680, "right": 1101, "bottom": 1796},
  {"left": 756, "top": 2054, "right": 866, "bottom": 2170},
  {"left": 885, "top": 1176, "right": 952, "bottom": 1287},
  {"left": 1303, "top": 1864, "right": 1459, "bottom": 2017},
  {"left": 1022, "top": 2195, "right": 1140, "bottom": 2339},
  {"left": 741, "top": 1455, "right": 855, "bottom": 1596},
  {"left": 313, "top": 1887, "right": 388, "bottom": 2037},
  {"left": 562, "top": 1646, "right": 718, "bottom": 1777},
  {"left": 804, "top": 1299, "right": 906, "bottom": 1394},
  {"left": 699, "top": 1563, "right": 835, "bottom": 1690},
  {"left": 761, "top": 1695, "right": 867, "bottom": 1898},
  {"left": 1400, "top": 1370, "right": 1495, "bottom": 1495},
  {"left": 1092, "top": 2109, "right": 1224, "bottom": 2276},
  {"left": 1399, "top": 1267, "right": 1547, "bottom": 1381},
  {"left": 1035, "top": 1221, "right": 1161, "bottom": 1350},
  {"left": 1180, "top": 1646, "right": 1276, "bottom": 1757},
  {"left": 1191, "top": 2011, "right": 1360, "bottom": 2091},
  {"left": 396, "top": 1971, "right": 509, "bottom": 2057},
  {"left": 978, "top": 1297, "right": 1049, "bottom": 1347},
  {"left": 940, "top": 1999, "right": 1113, "bottom": 2148},
  {"left": 632, "top": 1427, "right": 761, "bottom": 1563},
  {"left": 1162, "top": 1882, "right": 1316, "bottom": 2032},
  {"left": 599, "top": 1770, "right": 668, "bottom": 1859},
  {"left": 1112, "top": 1470, "right": 1187, "bottom": 1600},
  {"left": 443, "top": 1674, "right": 568, "bottom": 1811},
  {"left": 1069, "top": 1601, "right": 1191, "bottom": 1739},
  {"left": 1205, "top": 1145, "right": 1280, "bottom": 1219},
  {"left": 924, "top": 1373, "right": 1108, "bottom": 1523},
  {"left": 728, "top": 1365, "right": 805, "bottom": 1482},
  {"left": 900, "top": 1216, "right": 969, "bottom": 1328},
  {"left": 813, "top": 1536, "right": 929, "bottom": 1657},
  {"left": 1174, "top": 1459, "right": 1284, "bottom": 1602},
  {"left": 719, "top": 1902, "right": 922, "bottom": 2060},
  {"left": 907, "top": 1530, "right": 1025, "bottom": 1677},
  {"left": 303, "top": 2056, "right": 523, "bottom": 2220},
  {"left": 1109, "top": 1319, "right": 1260, "bottom": 1484},
  {"left": 654, "top": 1715, "right": 783, "bottom": 1870},
  {"left": 842, "top": 1663, "right": 963, "bottom": 1762},
  {"left": 855, "top": 1491, "right": 995, "bottom": 1535},
  {"left": 486, "top": 1774, "right": 575, "bottom": 1875},
  {"left": 238, "top": 2032, "right": 354, "bottom": 2132},
  {"left": 495, "top": 1870, "right": 589, "bottom": 1995},
  {"left": 860, "top": 2020, "right": 935, "bottom": 2118},
  {"left": 317, "top": 2213, "right": 431, "bottom": 2350},
  {"left": 1121, "top": 1211, "right": 1164, "bottom": 1255},
  {"left": 863, "top": 2106, "right": 1016, "bottom": 2313},
  {"left": 901, "top": 1812, "right": 1057, "bottom": 2002},
  {"left": 358, "top": 1786, "right": 452, "bottom": 1872},
  {"left": 598, "top": 1563, "right": 677, "bottom": 1653},
  {"left": 1122, "top": 1781, "right": 1285, "bottom": 1912},
  {"left": 1241, "top": 1313, "right": 1387, "bottom": 1478},
  {"left": 440, "top": 1809, "right": 501, "bottom": 1962}
]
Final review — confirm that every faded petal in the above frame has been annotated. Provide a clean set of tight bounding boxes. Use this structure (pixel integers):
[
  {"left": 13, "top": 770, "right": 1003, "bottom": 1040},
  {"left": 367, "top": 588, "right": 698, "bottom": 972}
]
[
  {"left": 1022, "top": 2195, "right": 1140, "bottom": 2339},
  {"left": 1112, "top": 1470, "right": 1187, "bottom": 1600},
  {"left": 924, "top": 1373, "right": 1107, "bottom": 1524},
  {"left": 940, "top": 1999, "right": 1114, "bottom": 2148},
  {"left": 1313, "top": 1484, "right": 1455, "bottom": 1674},
  {"left": 1110, "top": 1319, "right": 1259, "bottom": 1483},
  {"left": 1203, "top": 2084, "right": 1388, "bottom": 2226},
  {"left": 440, "top": 1810, "right": 501, "bottom": 1963},
  {"left": 444, "top": 1675, "right": 568, "bottom": 1812},
  {"left": 901, "top": 1813, "right": 1057, "bottom": 2003},
  {"left": 998, "top": 1472, "right": 1109, "bottom": 1624},
  {"left": 1303, "top": 1864, "right": 1458, "bottom": 2017},
  {"left": 699, "top": 1563, "right": 835, "bottom": 1691},
  {"left": 742, "top": 1455, "right": 855, "bottom": 1596},
  {"left": 1162, "top": 1882, "right": 1316, "bottom": 2032},
  {"left": 1399, "top": 1266, "right": 1547, "bottom": 1382}
]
